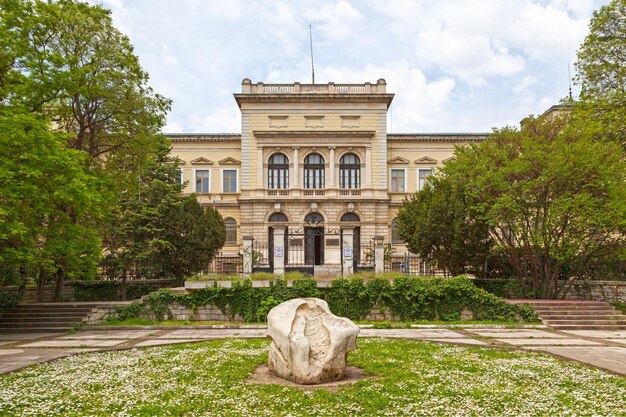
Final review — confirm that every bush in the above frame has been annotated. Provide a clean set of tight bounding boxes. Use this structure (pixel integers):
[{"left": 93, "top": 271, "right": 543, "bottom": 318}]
[
  {"left": 111, "top": 276, "right": 538, "bottom": 323},
  {"left": 0, "top": 290, "right": 21, "bottom": 318}
]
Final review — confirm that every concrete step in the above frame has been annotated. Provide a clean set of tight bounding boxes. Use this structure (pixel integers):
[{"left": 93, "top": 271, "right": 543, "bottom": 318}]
[
  {"left": 548, "top": 324, "right": 626, "bottom": 330},
  {"left": 537, "top": 310, "right": 619, "bottom": 316},
  {"left": 0, "top": 316, "right": 85, "bottom": 323},
  {"left": 1, "top": 312, "right": 93, "bottom": 319},
  {"left": 0, "top": 321, "right": 84, "bottom": 328},
  {"left": 10, "top": 307, "right": 96, "bottom": 314},
  {"left": 538, "top": 314, "right": 624, "bottom": 320},
  {"left": 543, "top": 319, "right": 626, "bottom": 325},
  {"left": 0, "top": 327, "right": 72, "bottom": 333},
  {"left": 532, "top": 306, "right": 617, "bottom": 312}
]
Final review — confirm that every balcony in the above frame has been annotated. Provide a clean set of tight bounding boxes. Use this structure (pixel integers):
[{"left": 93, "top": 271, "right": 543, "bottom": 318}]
[{"left": 261, "top": 188, "right": 373, "bottom": 199}]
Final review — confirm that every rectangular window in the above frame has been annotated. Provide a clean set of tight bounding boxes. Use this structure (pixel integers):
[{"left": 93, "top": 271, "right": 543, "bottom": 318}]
[
  {"left": 195, "top": 169, "right": 210, "bottom": 193},
  {"left": 390, "top": 169, "right": 405, "bottom": 192},
  {"left": 418, "top": 168, "right": 433, "bottom": 191},
  {"left": 223, "top": 169, "right": 237, "bottom": 193},
  {"left": 175, "top": 168, "right": 183, "bottom": 185}
]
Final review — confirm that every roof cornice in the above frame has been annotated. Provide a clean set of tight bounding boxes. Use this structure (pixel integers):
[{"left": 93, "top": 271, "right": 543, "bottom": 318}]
[
  {"left": 388, "top": 133, "right": 488, "bottom": 142},
  {"left": 234, "top": 93, "right": 395, "bottom": 108},
  {"left": 166, "top": 134, "right": 241, "bottom": 142}
]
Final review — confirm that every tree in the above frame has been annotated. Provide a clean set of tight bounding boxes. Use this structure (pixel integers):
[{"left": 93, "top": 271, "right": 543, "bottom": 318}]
[
  {"left": 445, "top": 116, "right": 625, "bottom": 298},
  {"left": 0, "top": 0, "right": 171, "bottom": 190},
  {"left": 575, "top": 0, "right": 626, "bottom": 149},
  {"left": 0, "top": 113, "right": 107, "bottom": 300},
  {"left": 397, "top": 176, "right": 491, "bottom": 277},
  {"left": 103, "top": 143, "right": 225, "bottom": 297}
]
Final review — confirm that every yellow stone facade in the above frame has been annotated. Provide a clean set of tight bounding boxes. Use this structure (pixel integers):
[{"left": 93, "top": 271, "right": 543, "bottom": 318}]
[{"left": 167, "top": 79, "right": 486, "bottom": 271}]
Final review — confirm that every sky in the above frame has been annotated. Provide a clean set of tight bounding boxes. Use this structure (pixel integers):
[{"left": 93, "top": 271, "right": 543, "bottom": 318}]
[{"left": 95, "top": 0, "right": 608, "bottom": 134}]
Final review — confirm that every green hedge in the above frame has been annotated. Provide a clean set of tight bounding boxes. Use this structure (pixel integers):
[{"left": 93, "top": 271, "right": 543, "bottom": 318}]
[
  {"left": 0, "top": 290, "right": 21, "bottom": 318},
  {"left": 116, "top": 275, "right": 538, "bottom": 323},
  {"left": 73, "top": 281, "right": 166, "bottom": 302}
]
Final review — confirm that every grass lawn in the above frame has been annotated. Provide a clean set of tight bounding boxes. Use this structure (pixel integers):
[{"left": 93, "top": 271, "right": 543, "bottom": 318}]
[{"left": 1, "top": 339, "right": 624, "bottom": 416}]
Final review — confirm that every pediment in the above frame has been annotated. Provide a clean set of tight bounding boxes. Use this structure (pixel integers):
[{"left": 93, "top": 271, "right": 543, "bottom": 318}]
[
  {"left": 414, "top": 156, "right": 437, "bottom": 164},
  {"left": 190, "top": 157, "right": 214, "bottom": 165},
  {"left": 442, "top": 156, "right": 456, "bottom": 164},
  {"left": 218, "top": 157, "right": 241, "bottom": 165},
  {"left": 387, "top": 156, "right": 410, "bottom": 164}
]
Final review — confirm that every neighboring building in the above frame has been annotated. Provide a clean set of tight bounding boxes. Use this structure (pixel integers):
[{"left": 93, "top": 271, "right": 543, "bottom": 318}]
[{"left": 167, "top": 79, "right": 487, "bottom": 275}]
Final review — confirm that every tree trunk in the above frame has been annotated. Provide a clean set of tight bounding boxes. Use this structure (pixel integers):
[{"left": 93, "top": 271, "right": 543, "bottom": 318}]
[
  {"left": 120, "top": 267, "right": 127, "bottom": 301},
  {"left": 53, "top": 260, "right": 66, "bottom": 302},
  {"left": 36, "top": 267, "right": 46, "bottom": 303}
]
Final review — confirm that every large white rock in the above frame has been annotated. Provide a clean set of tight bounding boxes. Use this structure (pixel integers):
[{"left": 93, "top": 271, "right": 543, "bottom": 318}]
[{"left": 266, "top": 298, "right": 360, "bottom": 385}]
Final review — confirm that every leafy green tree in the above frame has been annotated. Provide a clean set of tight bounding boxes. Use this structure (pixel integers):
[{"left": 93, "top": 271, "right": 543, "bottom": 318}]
[
  {"left": 575, "top": 0, "right": 626, "bottom": 149},
  {"left": 103, "top": 144, "right": 225, "bottom": 297},
  {"left": 445, "top": 116, "right": 625, "bottom": 298},
  {"left": 0, "top": 0, "right": 171, "bottom": 190},
  {"left": 397, "top": 176, "right": 491, "bottom": 277},
  {"left": 0, "top": 113, "right": 108, "bottom": 300}
]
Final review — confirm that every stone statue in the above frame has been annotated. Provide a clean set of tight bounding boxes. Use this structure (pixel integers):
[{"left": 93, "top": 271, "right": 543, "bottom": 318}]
[{"left": 266, "top": 298, "right": 360, "bottom": 385}]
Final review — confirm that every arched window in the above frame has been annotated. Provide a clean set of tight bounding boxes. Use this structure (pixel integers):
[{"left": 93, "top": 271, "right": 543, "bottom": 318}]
[
  {"left": 340, "top": 213, "right": 360, "bottom": 222},
  {"left": 224, "top": 218, "right": 237, "bottom": 245},
  {"left": 303, "top": 153, "right": 325, "bottom": 189},
  {"left": 268, "top": 153, "right": 289, "bottom": 189},
  {"left": 391, "top": 218, "right": 402, "bottom": 243},
  {"left": 339, "top": 153, "right": 360, "bottom": 189},
  {"left": 305, "top": 212, "right": 324, "bottom": 224},
  {"left": 268, "top": 212, "right": 288, "bottom": 222}
]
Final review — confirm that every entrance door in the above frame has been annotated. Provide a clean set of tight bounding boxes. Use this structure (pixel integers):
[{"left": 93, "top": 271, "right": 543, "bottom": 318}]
[
  {"left": 353, "top": 227, "right": 361, "bottom": 270},
  {"left": 304, "top": 227, "right": 324, "bottom": 265}
]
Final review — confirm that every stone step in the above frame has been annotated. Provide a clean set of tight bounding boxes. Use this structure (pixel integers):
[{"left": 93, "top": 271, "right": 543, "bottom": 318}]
[
  {"left": 537, "top": 309, "right": 619, "bottom": 316},
  {"left": 538, "top": 314, "right": 624, "bottom": 320},
  {"left": 1, "top": 312, "right": 93, "bottom": 319},
  {"left": 0, "top": 327, "right": 71, "bottom": 333},
  {"left": 0, "top": 316, "right": 85, "bottom": 323},
  {"left": 543, "top": 319, "right": 626, "bottom": 325},
  {"left": 14, "top": 302, "right": 113, "bottom": 308},
  {"left": 8, "top": 308, "right": 96, "bottom": 315},
  {"left": 0, "top": 321, "right": 84, "bottom": 328},
  {"left": 548, "top": 324, "right": 626, "bottom": 330},
  {"left": 532, "top": 305, "right": 616, "bottom": 311}
]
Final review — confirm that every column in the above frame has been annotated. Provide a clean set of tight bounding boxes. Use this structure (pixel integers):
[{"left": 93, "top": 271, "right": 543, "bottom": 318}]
[
  {"left": 342, "top": 227, "right": 354, "bottom": 277},
  {"left": 273, "top": 226, "right": 286, "bottom": 277},
  {"left": 374, "top": 235, "right": 385, "bottom": 274},
  {"left": 328, "top": 146, "right": 336, "bottom": 188},
  {"left": 242, "top": 236, "right": 253, "bottom": 278},
  {"left": 365, "top": 146, "right": 372, "bottom": 188},
  {"left": 292, "top": 146, "right": 299, "bottom": 188}
]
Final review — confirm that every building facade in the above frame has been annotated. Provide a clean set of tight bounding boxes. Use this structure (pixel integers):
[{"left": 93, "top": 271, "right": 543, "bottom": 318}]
[{"left": 167, "top": 79, "right": 487, "bottom": 275}]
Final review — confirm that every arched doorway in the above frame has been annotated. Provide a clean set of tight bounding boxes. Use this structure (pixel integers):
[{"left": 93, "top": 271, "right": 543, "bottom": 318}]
[
  {"left": 340, "top": 212, "right": 361, "bottom": 270},
  {"left": 304, "top": 213, "right": 324, "bottom": 266}
]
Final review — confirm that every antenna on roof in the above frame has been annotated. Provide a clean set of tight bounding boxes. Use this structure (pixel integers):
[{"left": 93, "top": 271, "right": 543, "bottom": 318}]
[
  {"left": 567, "top": 63, "right": 573, "bottom": 101},
  {"left": 309, "top": 25, "right": 315, "bottom": 84}
]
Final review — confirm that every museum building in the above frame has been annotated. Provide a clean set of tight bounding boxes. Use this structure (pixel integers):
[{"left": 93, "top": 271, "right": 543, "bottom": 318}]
[{"left": 167, "top": 78, "right": 487, "bottom": 275}]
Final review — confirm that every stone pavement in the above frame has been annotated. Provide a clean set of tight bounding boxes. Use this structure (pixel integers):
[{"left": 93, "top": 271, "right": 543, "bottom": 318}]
[{"left": 0, "top": 326, "right": 625, "bottom": 375}]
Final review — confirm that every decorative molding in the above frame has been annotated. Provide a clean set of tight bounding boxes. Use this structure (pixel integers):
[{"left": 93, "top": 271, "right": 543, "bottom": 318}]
[
  {"left": 341, "top": 115, "right": 360, "bottom": 128},
  {"left": 387, "top": 156, "right": 410, "bottom": 164},
  {"left": 166, "top": 134, "right": 241, "bottom": 142},
  {"left": 190, "top": 157, "right": 214, "bottom": 165},
  {"left": 304, "top": 116, "right": 324, "bottom": 128},
  {"left": 442, "top": 156, "right": 456, "bottom": 163},
  {"left": 388, "top": 133, "right": 487, "bottom": 142},
  {"left": 253, "top": 130, "right": 375, "bottom": 139},
  {"left": 218, "top": 157, "right": 241, "bottom": 165},
  {"left": 414, "top": 156, "right": 437, "bottom": 164},
  {"left": 269, "top": 115, "right": 288, "bottom": 128}
]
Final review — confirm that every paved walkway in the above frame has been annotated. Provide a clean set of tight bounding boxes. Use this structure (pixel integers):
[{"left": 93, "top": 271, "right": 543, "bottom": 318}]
[{"left": 1, "top": 327, "right": 626, "bottom": 376}]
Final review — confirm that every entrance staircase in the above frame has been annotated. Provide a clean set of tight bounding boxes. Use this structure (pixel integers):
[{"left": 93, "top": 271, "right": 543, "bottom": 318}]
[
  {"left": 0, "top": 302, "right": 115, "bottom": 333},
  {"left": 510, "top": 300, "right": 626, "bottom": 330}
]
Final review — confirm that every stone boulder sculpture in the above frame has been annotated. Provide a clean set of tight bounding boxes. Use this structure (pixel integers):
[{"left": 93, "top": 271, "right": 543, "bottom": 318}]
[{"left": 266, "top": 298, "right": 360, "bottom": 385}]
